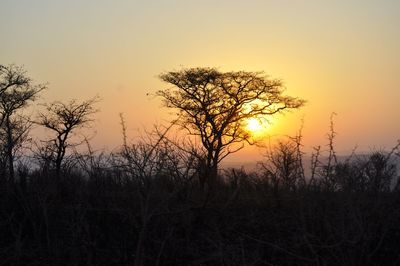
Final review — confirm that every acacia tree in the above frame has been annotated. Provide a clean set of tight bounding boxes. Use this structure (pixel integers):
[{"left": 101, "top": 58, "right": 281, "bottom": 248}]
[
  {"left": 0, "top": 64, "right": 45, "bottom": 181},
  {"left": 37, "top": 97, "right": 98, "bottom": 177},
  {"left": 157, "top": 67, "right": 305, "bottom": 188}
]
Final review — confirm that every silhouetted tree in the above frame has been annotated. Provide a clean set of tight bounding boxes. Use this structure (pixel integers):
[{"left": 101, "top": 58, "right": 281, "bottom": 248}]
[
  {"left": 0, "top": 64, "right": 45, "bottom": 181},
  {"left": 37, "top": 97, "right": 98, "bottom": 177},
  {"left": 333, "top": 161, "right": 362, "bottom": 192},
  {"left": 157, "top": 68, "right": 305, "bottom": 188},
  {"left": 333, "top": 151, "right": 397, "bottom": 193},
  {"left": 260, "top": 140, "right": 303, "bottom": 192},
  {"left": 363, "top": 151, "right": 396, "bottom": 192}
]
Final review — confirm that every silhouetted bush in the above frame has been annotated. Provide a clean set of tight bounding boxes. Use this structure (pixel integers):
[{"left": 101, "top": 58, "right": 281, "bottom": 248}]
[
  {"left": 1, "top": 137, "right": 399, "bottom": 265},
  {"left": 1, "top": 66, "right": 400, "bottom": 264}
]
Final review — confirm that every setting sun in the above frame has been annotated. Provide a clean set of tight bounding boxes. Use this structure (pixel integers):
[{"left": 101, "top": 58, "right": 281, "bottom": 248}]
[
  {"left": 244, "top": 117, "right": 270, "bottom": 139},
  {"left": 246, "top": 118, "right": 263, "bottom": 133}
]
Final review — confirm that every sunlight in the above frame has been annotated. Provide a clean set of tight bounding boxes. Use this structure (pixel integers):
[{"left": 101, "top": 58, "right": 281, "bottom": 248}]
[
  {"left": 244, "top": 117, "right": 270, "bottom": 139},
  {"left": 246, "top": 118, "right": 263, "bottom": 133}
]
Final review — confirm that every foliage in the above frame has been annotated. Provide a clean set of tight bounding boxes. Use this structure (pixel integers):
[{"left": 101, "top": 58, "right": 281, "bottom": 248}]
[
  {"left": 157, "top": 67, "right": 305, "bottom": 188},
  {"left": 1, "top": 141, "right": 399, "bottom": 265},
  {"left": 37, "top": 97, "right": 99, "bottom": 177},
  {"left": 1, "top": 64, "right": 400, "bottom": 265},
  {"left": 0, "top": 64, "right": 45, "bottom": 181}
]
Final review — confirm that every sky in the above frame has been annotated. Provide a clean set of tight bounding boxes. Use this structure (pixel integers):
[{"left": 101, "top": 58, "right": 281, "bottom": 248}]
[{"left": 1, "top": 0, "right": 399, "bottom": 162}]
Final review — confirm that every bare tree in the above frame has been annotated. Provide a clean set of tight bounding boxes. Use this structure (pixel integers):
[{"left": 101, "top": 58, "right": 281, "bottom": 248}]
[
  {"left": 260, "top": 140, "right": 303, "bottom": 192},
  {"left": 157, "top": 67, "right": 305, "bottom": 188},
  {"left": 37, "top": 97, "right": 98, "bottom": 177},
  {"left": 0, "top": 64, "right": 45, "bottom": 181}
]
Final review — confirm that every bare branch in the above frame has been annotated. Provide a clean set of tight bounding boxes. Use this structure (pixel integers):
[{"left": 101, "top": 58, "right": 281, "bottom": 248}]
[
  {"left": 36, "top": 97, "right": 99, "bottom": 176},
  {"left": 156, "top": 67, "right": 305, "bottom": 188}
]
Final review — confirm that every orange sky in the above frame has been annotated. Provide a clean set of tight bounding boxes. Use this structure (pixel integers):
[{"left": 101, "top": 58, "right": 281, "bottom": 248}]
[{"left": 1, "top": 0, "right": 399, "bottom": 162}]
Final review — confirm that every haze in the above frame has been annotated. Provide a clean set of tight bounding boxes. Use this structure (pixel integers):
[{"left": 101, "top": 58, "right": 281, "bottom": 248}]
[{"left": 1, "top": 0, "right": 399, "bottom": 161}]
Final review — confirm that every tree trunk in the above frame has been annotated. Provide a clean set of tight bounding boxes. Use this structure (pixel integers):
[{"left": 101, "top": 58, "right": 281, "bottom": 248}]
[
  {"left": 134, "top": 225, "right": 147, "bottom": 266},
  {"left": 55, "top": 158, "right": 62, "bottom": 178},
  {"left": 7, "top": 148, "right": 14, "bottom": 182},
  {"left": 5, "top": 116, "right": 14, "bottom": 182},
  {"left": 55, "top": 140, "right": 65, "bottom": 179},
  {"left": 206, "top": 151, "right": 220, "bottom": 193}
]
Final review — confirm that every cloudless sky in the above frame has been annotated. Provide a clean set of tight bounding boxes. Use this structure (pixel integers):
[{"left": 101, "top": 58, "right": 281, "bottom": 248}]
[{"left": 1, "top": 0, "right": 399, "bottom": 161}]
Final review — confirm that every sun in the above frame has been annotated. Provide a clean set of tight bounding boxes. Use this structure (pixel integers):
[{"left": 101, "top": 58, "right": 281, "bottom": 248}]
[
  {"left": 246, "top": 117, "right": 268, "bottom": 136},
  {"left": 246, "top": 118, "right": 262, "bottom": 132},
  {"left": 244, "top": 117, "right": 270, "bottom": 139}
]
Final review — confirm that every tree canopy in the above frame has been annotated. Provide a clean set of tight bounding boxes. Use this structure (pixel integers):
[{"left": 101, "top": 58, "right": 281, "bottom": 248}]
[
  {"left": 37, "top": 97, "right": 98, "bottom": 176},
  {"left": 0, "top": 64, "right": 45, "bottom": 180},
  {"left": 157, "top": 67, "right": 305, "bottom": 187}
]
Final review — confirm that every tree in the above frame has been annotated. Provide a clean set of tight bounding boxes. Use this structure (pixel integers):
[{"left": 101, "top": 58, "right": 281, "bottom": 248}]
[
  {"left": 37, "top": 97, "right": 98, "bottom": 177},
  {"left": 0, "top": 64, "right": 45, "bottom": 181},
  {"left": 157, "top": 67, "right": 305, "bottom": 188},
  {"left": 260, "top": 140, "right": 304, "bottom": 191}
]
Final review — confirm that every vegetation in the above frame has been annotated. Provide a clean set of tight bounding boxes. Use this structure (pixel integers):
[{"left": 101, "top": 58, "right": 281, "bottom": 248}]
[
  {"left": 157, "top": 68, "right": 305, "bottom": 189},
  {"left": 37, "top": 97, "right": 99, "bottom": 178},
  {"left": 1, "top": 64, "right": 400, "bottom": 265},
  {"left": 0, "top": 64, "right": 45, "bottom": 181}
]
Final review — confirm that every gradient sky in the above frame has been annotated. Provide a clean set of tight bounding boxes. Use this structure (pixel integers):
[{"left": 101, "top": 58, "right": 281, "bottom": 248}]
[{"left": 1, "top": 0, "right": 399, "bottom": 161}]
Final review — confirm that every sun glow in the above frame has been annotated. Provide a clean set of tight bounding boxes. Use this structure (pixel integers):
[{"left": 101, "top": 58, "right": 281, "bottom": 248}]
[
  {"left": 246, "top": 118, "right": 263, "bottom": 133},
  {"left": 244, "top": 117, "right": 271, "bottom": 140}
]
